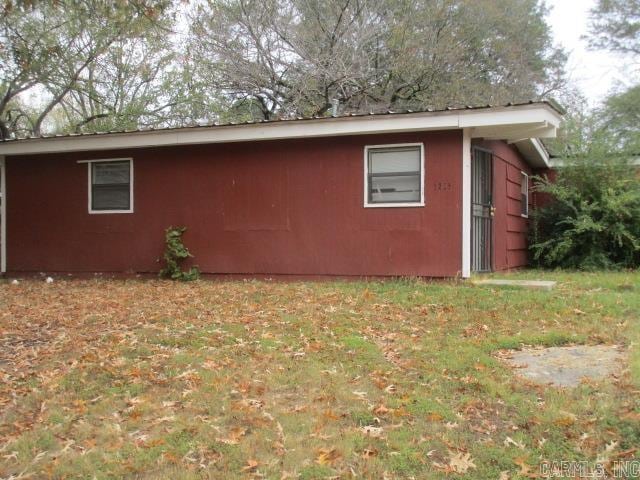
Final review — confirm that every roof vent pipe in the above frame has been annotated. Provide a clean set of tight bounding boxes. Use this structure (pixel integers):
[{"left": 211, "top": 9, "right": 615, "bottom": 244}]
[{"left": 331, "top": 98, "right": 340, "bottom": 117}]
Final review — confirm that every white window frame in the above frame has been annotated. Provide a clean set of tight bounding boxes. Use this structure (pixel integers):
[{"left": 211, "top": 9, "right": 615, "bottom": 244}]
[
  {"left": 363, "top": 143, "right": 425, "bottom": 208},
  {"left": 78, "top": 158, "right": 134, "bottom": 214},
  {"left": 520, "top": 171, "right": 529, "bottom": 218}
]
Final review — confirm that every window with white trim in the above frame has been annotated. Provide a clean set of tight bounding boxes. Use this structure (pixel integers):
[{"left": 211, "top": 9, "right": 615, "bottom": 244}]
[
  {"left": 89, "top": 159, "right": 133, "bottom": 213},
  {"left": 364, "top": 144, "right": 424, "bottom": 207},
  {"left": 520, "top": 172, "right": 529, "bottom": 217}
]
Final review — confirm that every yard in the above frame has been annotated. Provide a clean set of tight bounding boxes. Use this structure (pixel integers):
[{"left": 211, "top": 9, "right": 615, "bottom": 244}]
[{"left": 0, "top": 272, "right": 638, "bottom": 479}]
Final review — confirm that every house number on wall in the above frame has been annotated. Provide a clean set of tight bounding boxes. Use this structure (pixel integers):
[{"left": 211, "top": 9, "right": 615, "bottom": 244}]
[{"left": 434, "top": 181, "right": 452, "bottom": 191}]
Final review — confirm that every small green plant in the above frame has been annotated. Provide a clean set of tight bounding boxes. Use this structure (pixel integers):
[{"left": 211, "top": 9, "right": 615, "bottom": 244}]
[{"left": 159, "top": 226, "right": 200, "bottom": 281}]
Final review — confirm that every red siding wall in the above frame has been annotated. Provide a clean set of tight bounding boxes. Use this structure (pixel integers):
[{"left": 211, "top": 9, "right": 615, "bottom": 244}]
[
  {"left": 6, "top": 131, "right": 464, "bottom": 277},
  {"left": 473, "top": 140, "right": 532, "bottom": 271}
]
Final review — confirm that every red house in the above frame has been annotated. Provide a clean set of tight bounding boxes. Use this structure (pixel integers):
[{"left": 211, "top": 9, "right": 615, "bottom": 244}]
[{"left": 0, "top": 101, "right": 562, "bottom": 278}]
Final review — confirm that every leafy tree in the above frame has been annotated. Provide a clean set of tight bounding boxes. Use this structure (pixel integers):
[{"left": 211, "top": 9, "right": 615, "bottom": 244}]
[
  {"left": 0, "top": 0, "right": 173, "bottom": 139},
  {"left": 587, "top": 0, "right": 640, "bottom": 56},
  {"left": 1, "top": 0, "right": 567, "bottom": 135},
  {"left": 582, "top": 0, "right": 640, "bottom": 154},
  {"left": 187, "top": 0, "right": 565, "bottom": 119},
  {"left": 535, "top": 1, "right": 640, "bottom": 271},
  {"left": 530, "top": 151, "right": 640, "bottom": 270},
  {"left": 596, "top": 85, "right": 640, "bottom": 152}
]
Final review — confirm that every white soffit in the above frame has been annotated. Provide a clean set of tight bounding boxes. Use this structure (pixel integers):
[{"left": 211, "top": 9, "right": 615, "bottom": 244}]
[
  {"left": 0, "top": 103, "right": 562, "bottom": 156},
  {"left": 512, "top": 138, "right": 551, "bottom": 169}
]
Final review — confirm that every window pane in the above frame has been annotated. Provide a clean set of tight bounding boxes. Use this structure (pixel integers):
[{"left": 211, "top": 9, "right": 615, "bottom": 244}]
[
  {"left": 93, "top": 162, "right": 130, "bottom": 185},
  {"left": 521, "top": 174, "right": 528, "bottom": 194},
  {"left": 92, "top": 184, "right": 130, "bottom": 210},
  {"left": 369, "top": 147, "right": 420, "bottom": 174},
  {"left": 370, "top": 174, "right": 420, "bottom": 203}
]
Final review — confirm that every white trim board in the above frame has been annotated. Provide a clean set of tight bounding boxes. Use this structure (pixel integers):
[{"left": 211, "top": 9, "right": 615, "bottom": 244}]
[
  {"left": 0, "top": 104, "right": 562, "bottom": 164},
  {"left": 461, "top": 129, "right": 471, "bottom": 278},
  {"left": 549, "top": 156, "right": 640, "bottom": 167},
  {"left": 520, "top": 171, "right": 529, "bottom": 218}
]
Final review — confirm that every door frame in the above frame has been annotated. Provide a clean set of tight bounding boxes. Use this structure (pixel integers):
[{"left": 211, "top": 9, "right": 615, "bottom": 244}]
[{"left": 470, "top": 146, "right": 494, "bottom": 273}]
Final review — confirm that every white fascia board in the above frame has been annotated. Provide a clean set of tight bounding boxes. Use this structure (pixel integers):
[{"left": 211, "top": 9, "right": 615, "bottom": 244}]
[
  {"left": 461, "top": 129, "right": 471, "bottom": 278},
  {"left": 530, "top": 138, "right": 550, "bottom": 167},
  {"left": 512, "top": 138, "right": 550, "bottom": 169},
  {"left": 478, "top": 124, "right": 556, "bottom": 141},
  {"left": 0, "top": 104, "right": 561, "bottom": 156},
  {"left": 549, "top": 156, "right": 640, "bottom": 167},
  {"left": 459, "top": 106, "right": 561, "bottom": 129},
  {"left": 0, "top": 114, "right": 456, "bottom": 156}
]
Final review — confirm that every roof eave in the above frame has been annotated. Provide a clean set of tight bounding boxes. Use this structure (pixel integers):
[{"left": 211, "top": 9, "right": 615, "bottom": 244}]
[
  {"left": 0, "top": 103, "right": 562, "bottom": 157},
  {"left": 511, "top": 138, "right": 551, "bottom": 169}
]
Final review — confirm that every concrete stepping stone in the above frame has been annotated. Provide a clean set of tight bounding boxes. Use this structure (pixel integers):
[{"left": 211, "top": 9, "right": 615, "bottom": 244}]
[
  {"left": 502, "top": 345, "right": 626, "bottom": 387},
  {"left": 472, "top": 279, "right": 557, "bottom": 290}
]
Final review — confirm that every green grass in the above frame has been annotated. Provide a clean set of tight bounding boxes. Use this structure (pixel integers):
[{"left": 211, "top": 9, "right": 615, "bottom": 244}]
[{"left": 0, "top": 270, "right": 638, "bottom": 478}]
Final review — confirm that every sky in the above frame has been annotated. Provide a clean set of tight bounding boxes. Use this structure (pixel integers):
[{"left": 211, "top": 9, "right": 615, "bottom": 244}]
[{"left": 546, "top": 0, "right": 630, "bottom": 107}]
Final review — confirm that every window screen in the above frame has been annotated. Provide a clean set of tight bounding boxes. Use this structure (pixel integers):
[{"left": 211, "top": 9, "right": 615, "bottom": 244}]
[
  {"left": 91, "top": 161, "right": 131, "bottom": 211},
  {"left": 521, "top": 172, "right": 529, "bottom": 217},
  {"left": 367, "top": 146, "right": 422, "bottom": 204}
]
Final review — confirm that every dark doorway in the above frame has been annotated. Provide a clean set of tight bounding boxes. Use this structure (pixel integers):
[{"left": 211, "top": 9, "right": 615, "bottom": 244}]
[{"left": 471, "top": 148, "right": 494, "bottom": 272}]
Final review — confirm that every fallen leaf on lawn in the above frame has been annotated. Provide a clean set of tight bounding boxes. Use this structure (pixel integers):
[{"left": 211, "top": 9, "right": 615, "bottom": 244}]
[
  {"left": 553, "top": 412, "right": 577, "bottom": 427},
  {"left": 614, "top": 447, "right": 637, "bottom": 459},
  {"left": 3, "top": 452, "right": 18, "bottom": 461},
  {"left": 499, "top": 471, "right": 510, "bottom": 480},
  {"left": 384, "top": 384, "right": 397, "bottom": 394},
  {"left": 163, "top": 452, "right": 179, "bottom": 463},
  {"left": 597, "top": 440, "right": 619, "bottom": 462},
  {"left": 316, "top": 447, "right": 341, "bottom": 465},
  {"left": 431, "top": 461, "right": 453, "bottom": 473},
  {"left": 448, "top": 451, "right": 476, "bottom": 474},
  {"left": 426, "top": 413, "right": 443, "bottom": 422},
  {"left": 514, "top": 456, "right": 538, "bottom": 478},
  {"left": 151, "top": 416, "right": 175, "bottom": 425},
  {"left": 273, "top": 441, "right": 286, "bottom": 456},
  {"left": 373, "top": 404, "right": 390, "bottom": 415},
  {"left": 361, "top": 425, "right": 384, "bottom": 438},
  {"left": 241, "top": 459, "right": 259, "bottom": 472},
  {"left": 216, "top": 426, "right": 247, "bottom": 445},
  {"left": 504, "top": 436, "right": 525, "bottom": 449},
  {"left": 202, "top": 360, "right": 221, "bottom": 371},
  {"left": 323, "top": 410, "right": 340, "bottom": 420},
  {"left": 362, "top": 447, "right": 378, "bottom": 458}
]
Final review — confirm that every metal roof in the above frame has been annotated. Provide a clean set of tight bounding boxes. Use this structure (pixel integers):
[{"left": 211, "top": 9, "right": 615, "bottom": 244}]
[{"left": 0, "top": 100, "right": 564, "bottom": 144}]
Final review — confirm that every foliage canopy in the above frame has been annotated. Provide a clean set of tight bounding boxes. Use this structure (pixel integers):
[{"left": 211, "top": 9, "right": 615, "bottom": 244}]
[
  {"left": 1, "top": 0, "right": 565, "bottom": 138},
  {"left": 530, "top": 154, "right": 640, "bottom": 270}
]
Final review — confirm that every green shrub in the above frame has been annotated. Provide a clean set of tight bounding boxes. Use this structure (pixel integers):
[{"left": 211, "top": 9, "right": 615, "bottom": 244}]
[
  {"left": 159, "top": 226, "right": 200, "bottom": 281},
  {"left": 529, "top": 155, "right": 640, "bottom": 269}
]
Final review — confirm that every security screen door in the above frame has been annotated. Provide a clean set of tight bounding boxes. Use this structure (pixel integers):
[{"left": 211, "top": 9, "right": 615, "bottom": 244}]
[{"left": 471, "top": 148, "right": 494, "bottom": 273}]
